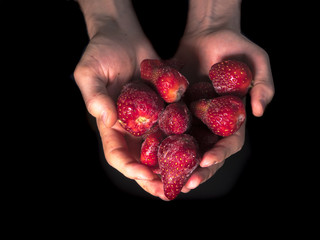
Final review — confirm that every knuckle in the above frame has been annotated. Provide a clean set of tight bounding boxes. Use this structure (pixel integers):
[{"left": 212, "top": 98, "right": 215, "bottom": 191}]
[
  {"left": 73, "top": 64, "right": 88, "bottom": 82},
  {"left": 73, "top": 64, "right": 96, "bottom": 89},
  {"left": 84, "top": 95, "right": 99, "bottom": 117}
]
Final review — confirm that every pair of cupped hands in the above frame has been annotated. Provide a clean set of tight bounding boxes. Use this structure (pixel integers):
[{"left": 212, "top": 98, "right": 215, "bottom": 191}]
[{"left": 74, "top": 19, "right": 274, "bottom": 201}]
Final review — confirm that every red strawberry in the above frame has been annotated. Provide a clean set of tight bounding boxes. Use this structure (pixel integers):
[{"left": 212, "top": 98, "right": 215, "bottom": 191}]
[
  {"left": 141, "top": 123, "right": 161, "bottom": 140},
  {"left": 158, "top": 102, "right": 191, "bottom": 135},
  {"left": 190, "top": 95, "right": 246, "bottom": 137},
  {"left": 140, "top": 59, "right": 183, "bottom": 82},
  {"left": 185, "top": 81, "right": 218, "bottom": 104},
  {"left": 140, "top": 125, "right": 166, "bottom": 169},
  {"left": 117, "top": 82, "right": 164, "bottom": 136},
  {"left": 140, "top": 59, "right": 189, "bottom": 103},
  {"left": 158, "top": 134, "right": 200, "bottom": 200},
  {"left": 140, "top": 59, "right": 165, "bottom": 83},
  {"left": 156, "top": 68, "right": 189, "bottom": 103},
  {"left": 209, "top": 60, "right": 252, "bottom": 97}
]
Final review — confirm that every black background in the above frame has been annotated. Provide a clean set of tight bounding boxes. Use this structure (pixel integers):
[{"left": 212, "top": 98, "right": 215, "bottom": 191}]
[{"left": 13, "top": 0, "right": 310, "bottom": 223}]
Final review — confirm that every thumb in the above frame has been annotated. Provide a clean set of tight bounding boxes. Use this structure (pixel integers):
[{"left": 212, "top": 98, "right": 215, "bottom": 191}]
[
  {"left": 249, "top": 50, "right": 275, "bottom": 117},
  {"left": 74, "top": 66, "right": 117, "bottom": 128},
  {"left": 250, "top": 79, "right": 274, "bottom": 117},
  {"left": 85, "top": 90, "right": 117, "bottom": 128}
]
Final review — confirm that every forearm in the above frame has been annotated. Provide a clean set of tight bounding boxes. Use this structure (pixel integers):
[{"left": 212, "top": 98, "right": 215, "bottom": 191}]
[
  {"left": 185, "top": 0, "right": 241, "bottom": 35},
  {"left": 77, "top": 0, "right": 143, "bottom": 39}
]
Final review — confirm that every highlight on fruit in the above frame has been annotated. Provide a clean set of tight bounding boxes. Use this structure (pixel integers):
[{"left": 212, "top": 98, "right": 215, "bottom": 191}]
[{"left": 116, "top": 59, "right": 252, "bottom": 200}]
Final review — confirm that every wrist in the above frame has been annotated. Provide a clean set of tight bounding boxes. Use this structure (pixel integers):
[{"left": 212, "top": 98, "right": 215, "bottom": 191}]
[
  {"left": 77, "top": 0, "right": 142, "bottom": 39},
  {"left": 184, "top": 0, "right": 241, "bottom": 36}
]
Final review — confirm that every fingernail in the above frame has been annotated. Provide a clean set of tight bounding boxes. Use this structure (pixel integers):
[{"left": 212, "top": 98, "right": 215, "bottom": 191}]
[
  {"left": 161, "top": 196, "right": 170, "bottom": 202},
  {"left": 200, "top": 159, "right": 216, "bottom": 168},
  {"left": 188, "top": 180, "right": 199, "bottom": 190},
  {"left": 201, "top": 158, "right": 221, "bottom": 168},
  {"left": 136, "top": 176, "right": 153, "bottom": 181},
  {"left": 136, "top": 173, "right": 157, "bottom": 181},
  {"left": 200, "top": 161, "right": 212, "bottom": 168},
  {"left": 254, "top": 99, "right": 266, "bottom": 117}
]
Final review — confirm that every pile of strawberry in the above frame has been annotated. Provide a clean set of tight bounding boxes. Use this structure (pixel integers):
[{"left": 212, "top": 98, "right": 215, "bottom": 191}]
[{"left": 117, "top": 59, "right": 252, "bottom": 200}]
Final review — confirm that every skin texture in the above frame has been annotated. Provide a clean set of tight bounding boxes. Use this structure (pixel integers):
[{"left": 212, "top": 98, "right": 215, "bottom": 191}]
[
  {"left": 74, "top": 0, "right": 275, "bottom": 200},
  {"left": 172, "top": 0, "right": 274, "bottom": 193},
  {"left": 74, "top": 0, "right": 167, "bottom": 199}
]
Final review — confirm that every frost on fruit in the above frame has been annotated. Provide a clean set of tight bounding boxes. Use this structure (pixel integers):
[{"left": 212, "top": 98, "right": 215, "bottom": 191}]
[
  {"left": 191, "top": 95, "right": 246, "bottom": 137},
  {"left": 158, "top": 134, "right": 200, "bottom": 200},
  {"left": 158, "top": 102, "right": 191, "bottom": 135},
  {"left": 209, "top": 60, "right": 252, "bottom": 97},
  {"left": 116, "top": 82, "right": 164, "bottom": 136},
  {"left": 116, "top": 59, "right": 254, "bottom": 200}
]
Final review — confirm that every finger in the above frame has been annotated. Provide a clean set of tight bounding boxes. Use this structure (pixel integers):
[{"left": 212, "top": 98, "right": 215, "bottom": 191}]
[
  {"left": 249, "top": 49, "right": 275, "bottom": 117},
  {"left": 200, "top": 123, "right": 245, "bottom": 168},
  {"left": 74, "top": 65, "right": 117, "bottom": 128},
  {"left": 182, "top": 161, "right": 225, "bottom": 192},
  {"left": 86, "top": 90, "right": 118, "bottom": 128},
  {"left": 250, "top": 80, "right": 275, "bottom": 117},
  {"left": 136, "top": 179, "right": 169, "bottom": 201},
  {"left": 97, "top": 119, "right": 156, "bottom": 181}
]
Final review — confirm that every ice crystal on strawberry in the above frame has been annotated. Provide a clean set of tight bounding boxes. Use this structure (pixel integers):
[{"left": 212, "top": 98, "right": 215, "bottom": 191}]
[
  {"left": 115, "top": 58, "right": 254, "bottom": 200},
  {"left": 209, "top": 60, "right": 252, "bottom": 97},
  {"left": 158, "top": 134, "right": 200, "bottom": 200},
  {"left": 117, "top": 82, "right": 164, "bottom": 136}
]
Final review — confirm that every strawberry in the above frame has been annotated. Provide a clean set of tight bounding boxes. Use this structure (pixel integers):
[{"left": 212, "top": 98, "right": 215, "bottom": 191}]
[
  {"left": 185, "top": 81, "right": 218, "bottom": 104},
  {"left": 158, "top": 102, "right": 191, "bottom": 135},
  {"left": 140, "top": 125, "right": 166, "bottom": 169},
  {"left": 156, "top": 68, "right": 189, "bottom": 103},
  {"left": 209, "top": 60, "right": 252, "bottom": 97},
  {"left": 140, "top": 59, "right": 165, "bottom": 83},
  {"left": 141, "top": 123, "right": 161, "bottom": 140},
  {"left": 140, "top": 59, "right": 183, "bottom": 82},
  {"left": 190, "top": 95, "right": 246, "bottom": 137},
  {"left": 140, "top": 59, "right": 189, "bottom": 103},
  {"left": 117, "top": 82, "right": 164, "bottom": 136},
  {"left": 158, "top": 134, "right": 200, "bottom": 200}
]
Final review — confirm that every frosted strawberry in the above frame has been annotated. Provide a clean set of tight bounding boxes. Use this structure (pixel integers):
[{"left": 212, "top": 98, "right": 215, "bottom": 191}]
[
  {"left": 140, "top": 59, "right": 165, "bottom": 83},
  {"left": 190, "top": 95, "right": 246, "bottom": 137},
  {"left": 158, "top": 102, "right": 191, "bottom": 135},
  {"left": 156, "top": 68, "right": 189, "bottom": 103},
  {"left": 158, "top": 134, "right": 200, "bottom": 200},
  {"left": 209, "top": 60, "right": 252, "bottom": 97},
  {"left": 117, "top": 82, "right": 164, "bottom": 136},
  {"left": 140, "top": 59, "right": 183, "bottom": 83},
  {"left": 140, "top": 59, "right": 189, "bottom": 103},
  {"left": 140, "top": 125, "right": 165, "bottom": 170}
]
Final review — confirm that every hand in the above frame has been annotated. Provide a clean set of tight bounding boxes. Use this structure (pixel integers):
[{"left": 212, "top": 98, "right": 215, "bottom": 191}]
[
  {"left": 74, "top": 16, "right": 169, "bottom": 200},
  {"left": 174, "top": 29, "right": 274, "bottom": 193}
]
